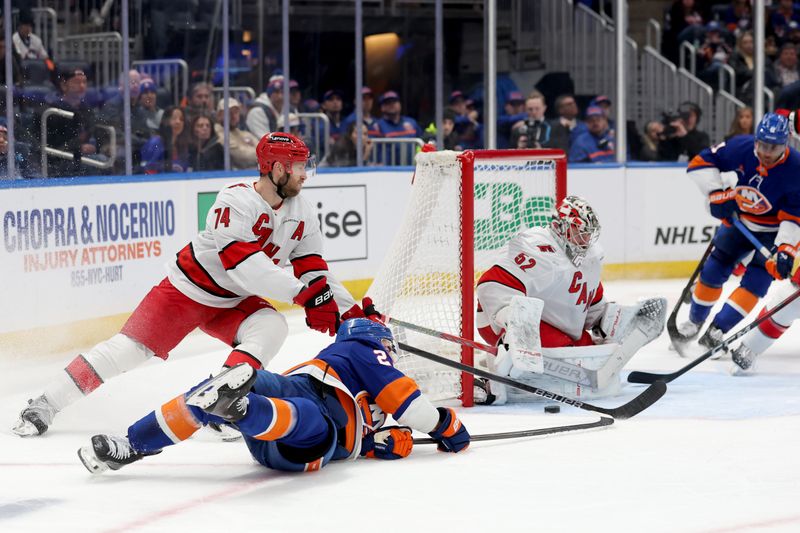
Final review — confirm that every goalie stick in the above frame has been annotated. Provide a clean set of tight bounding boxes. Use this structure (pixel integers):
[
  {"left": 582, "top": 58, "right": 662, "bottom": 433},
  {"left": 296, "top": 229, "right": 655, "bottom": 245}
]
[
  {"left": 413, "top": 416, "right": 613, "bottom": 444},
  {"left": 628, "top": 283, "right": 800, "bottom": 384},
  {"left": 383, "top": 315, "right": 599, "bottom": 388},
  {"left": 398, "top": 342, "right": 666, "bottom": 419}
]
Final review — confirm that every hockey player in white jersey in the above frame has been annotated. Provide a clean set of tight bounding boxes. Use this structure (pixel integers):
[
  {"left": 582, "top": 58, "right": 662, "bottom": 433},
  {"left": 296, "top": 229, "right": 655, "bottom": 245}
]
[
  {"left": 13, "top": 132, "right": 376, "bottom": 437},
  {"left": 730, "top": 272, "right": 800, "bottom": 375},
  {"left": 474, "top": 195, "right": 666, "bottom": 403}
]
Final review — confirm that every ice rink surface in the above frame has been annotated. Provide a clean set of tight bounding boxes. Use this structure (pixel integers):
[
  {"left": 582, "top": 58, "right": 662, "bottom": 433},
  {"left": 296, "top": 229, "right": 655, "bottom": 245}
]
[{"left": 2, "top": 278, "right": 800, "bottom": 532}]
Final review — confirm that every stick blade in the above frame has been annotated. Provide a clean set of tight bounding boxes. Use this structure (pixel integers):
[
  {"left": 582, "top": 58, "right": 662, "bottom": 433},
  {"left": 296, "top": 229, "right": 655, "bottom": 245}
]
[
  {"left": 626, "top": 370, "right": 668, "bottom": 384},
  {"left": 610, "top": 380, "right": 667, "bottom": 419}
]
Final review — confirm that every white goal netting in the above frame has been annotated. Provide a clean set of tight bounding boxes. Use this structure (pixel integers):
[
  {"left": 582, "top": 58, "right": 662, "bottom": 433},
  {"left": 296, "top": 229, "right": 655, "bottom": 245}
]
[{"left": 369, "top": 150, "right": 564, "bottom": 404}]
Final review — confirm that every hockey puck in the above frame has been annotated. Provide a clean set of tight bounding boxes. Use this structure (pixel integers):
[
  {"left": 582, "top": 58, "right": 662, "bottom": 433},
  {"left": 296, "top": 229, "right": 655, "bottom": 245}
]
[{"left": 544, "top": 405, "right": 560, "bottom": 414}]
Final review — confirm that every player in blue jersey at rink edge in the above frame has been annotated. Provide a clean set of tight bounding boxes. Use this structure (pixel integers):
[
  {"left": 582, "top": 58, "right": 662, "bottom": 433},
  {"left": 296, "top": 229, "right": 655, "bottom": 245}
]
[
  {"left": 674, "top": 113, "right": 800, "bottom": 352},
  {"left": 78, "top": 318, "right": 470, "bottom": 474}
]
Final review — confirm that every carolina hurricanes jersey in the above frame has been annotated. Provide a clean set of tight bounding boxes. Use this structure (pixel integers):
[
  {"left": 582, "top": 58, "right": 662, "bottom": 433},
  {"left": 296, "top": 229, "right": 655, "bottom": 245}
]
[
  {"left": 282, "top": 338, "right": 440, "bottom": 460},
  {"left": 476, "top": 226, "right": 606, "bottom": 344},
  {"left": 688, "top": 135, "right": 800, "bottom": 247},
  {"left": 166, "top": 180, "right": 356, "bottom": 311}
]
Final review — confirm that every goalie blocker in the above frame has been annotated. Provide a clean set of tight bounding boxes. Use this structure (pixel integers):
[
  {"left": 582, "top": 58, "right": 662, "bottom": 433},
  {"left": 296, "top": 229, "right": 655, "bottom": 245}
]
[{"left": 475, "top": 196, "right": 666, "bottom": 404}]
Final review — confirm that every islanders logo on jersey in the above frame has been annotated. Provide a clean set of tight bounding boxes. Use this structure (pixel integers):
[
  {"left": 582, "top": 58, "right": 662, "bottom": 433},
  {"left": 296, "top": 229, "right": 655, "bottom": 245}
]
[{"left": 735, "top": 186, "right": 772, "bottom": 215}]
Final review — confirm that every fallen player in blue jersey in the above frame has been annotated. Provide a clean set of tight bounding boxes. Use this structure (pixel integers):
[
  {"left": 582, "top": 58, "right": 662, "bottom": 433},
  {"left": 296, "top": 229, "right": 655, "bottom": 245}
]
[{"left": 78, "top": 318, "right": 470, "bottom": 474}]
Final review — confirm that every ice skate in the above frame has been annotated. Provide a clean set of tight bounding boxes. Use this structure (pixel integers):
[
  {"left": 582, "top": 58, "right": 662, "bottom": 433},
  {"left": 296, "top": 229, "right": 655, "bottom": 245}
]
[
  {"left": 730, "top": 344, "right": 758, "bottom": 375},
  {"left": 185, "top": 364, "right": 257, "bottom": 422},
  {"left": 698, "top": 325, "right": 728, "bottom": 359},
  {"left": 12, "top": 395, "right": 57, "bottom": 437},
  {"left": 473, "top": 378, "right": 497, "bottom": 405},
  {"left": 78, "top": 434, "right": 160, "bottom": 475}
]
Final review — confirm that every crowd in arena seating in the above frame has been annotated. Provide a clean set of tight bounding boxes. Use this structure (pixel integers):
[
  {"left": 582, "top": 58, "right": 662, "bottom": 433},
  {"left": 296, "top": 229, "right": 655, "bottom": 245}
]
[{"left": 4, "top": 1, "right": 786, "bottom": 179}]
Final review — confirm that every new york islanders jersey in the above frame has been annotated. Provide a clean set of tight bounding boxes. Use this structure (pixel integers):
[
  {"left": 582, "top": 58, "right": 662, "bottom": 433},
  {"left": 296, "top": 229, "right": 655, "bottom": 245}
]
[
  {"left": 167, "top": 180, "right": 355, "bottom": 310},
  {"left": 688, "top": 135, "right": 800, "bottom": 247},
  {"left": 476, "top": 226, "right": 606, "bottom": 344},
  {"left": 283, "top": 339, "right": 440, "bottom": 460}
]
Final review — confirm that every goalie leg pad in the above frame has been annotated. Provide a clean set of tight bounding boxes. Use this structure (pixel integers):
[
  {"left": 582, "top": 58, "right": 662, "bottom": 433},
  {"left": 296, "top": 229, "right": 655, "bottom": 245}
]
[{"left": 504, "top": 296, "right": 545, "bottom": 375}]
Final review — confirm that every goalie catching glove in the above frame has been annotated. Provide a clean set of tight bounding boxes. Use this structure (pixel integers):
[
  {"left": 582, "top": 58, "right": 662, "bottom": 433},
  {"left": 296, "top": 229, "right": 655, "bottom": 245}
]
[
  {"left": 293, "top": 276, "right": 340, "bottom": 336},
  {"left": 362, "top": 426, "right": 414, "bottom": 460},
  {"left": 428, "top": 407, "right": 470, "bottom": 453}
]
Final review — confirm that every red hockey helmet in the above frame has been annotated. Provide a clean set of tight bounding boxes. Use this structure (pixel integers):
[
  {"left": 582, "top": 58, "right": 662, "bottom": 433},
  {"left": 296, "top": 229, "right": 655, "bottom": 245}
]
[
  {"left": 256, "top": 132, "right": 310, "bottom": 175},
  {"left": 550, "top": 195, "right": 601, "bottom": 265}
]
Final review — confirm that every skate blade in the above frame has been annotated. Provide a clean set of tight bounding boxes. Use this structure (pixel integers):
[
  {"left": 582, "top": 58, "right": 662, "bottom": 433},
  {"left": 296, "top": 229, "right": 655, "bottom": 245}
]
[
  {"left": 206, "top": 423, "right": 243, "bottom": 442},
  {"left": 186, "top": 364, "right": 255, "bottom": 410},
  {"left": 78, "top": 445, "right": 109, "bottom": 475}
]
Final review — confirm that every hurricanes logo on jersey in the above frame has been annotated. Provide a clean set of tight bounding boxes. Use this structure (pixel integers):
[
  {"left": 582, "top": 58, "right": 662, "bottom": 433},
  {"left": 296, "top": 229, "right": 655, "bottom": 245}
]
[{"left": 735, "top": 185, "right": 772, "bottom": 215}]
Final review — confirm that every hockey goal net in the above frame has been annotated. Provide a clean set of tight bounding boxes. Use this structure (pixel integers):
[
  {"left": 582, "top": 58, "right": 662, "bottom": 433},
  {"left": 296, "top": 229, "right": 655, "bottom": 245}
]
[{"left": 369, "top": 149, "right": 566, "bottom": 406}]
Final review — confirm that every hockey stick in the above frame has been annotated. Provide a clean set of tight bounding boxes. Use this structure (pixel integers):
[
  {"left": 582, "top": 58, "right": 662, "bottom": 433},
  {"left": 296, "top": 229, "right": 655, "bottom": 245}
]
[
  {"left": 398, "top": 342, "right": 667, "bottom": 419},
  {"left": 384, "top": 315, "right": 599, "bottom": 388},
  {"left": 666, "top": 236, "right": 715, "bottom": 355},
  {"left": 413, "top": 416, "right": 613, "bottom": 444},
  {"left": 731, "top": 217, "right": 771, "bottom": 260},
  {"left": 627, "top": 284, "right": 800, "bottom": 384}
]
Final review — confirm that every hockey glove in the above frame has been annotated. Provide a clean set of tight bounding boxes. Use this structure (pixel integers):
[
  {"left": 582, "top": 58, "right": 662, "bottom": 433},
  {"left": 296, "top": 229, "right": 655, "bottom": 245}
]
[
  {"left": 708, "top": 189, "right": 737, "bottom": 221},
  {"left": 766, "top": 244, "right": 797, "bottom": 280},
  {"left": 428, "top": 407, "right": 470, "bottom": 453},
  {"left": 293, "top": 276, "right": 340, "bottom": 336},
  {"left": 340, "top": 297, "right": 383, "bottom": 323},
  {"left": 362, "top": 426, "right": 414, "bottom": 460}
]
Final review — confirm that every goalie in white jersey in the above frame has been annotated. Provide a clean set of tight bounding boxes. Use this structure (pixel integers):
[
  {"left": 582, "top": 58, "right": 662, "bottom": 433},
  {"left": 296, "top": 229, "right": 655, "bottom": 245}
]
[
  {"left": 13, "top": 132, "right": 375, "bottom": 437},
  {"left": 475, "top": 195, "right": 666, "bottom": 403}
]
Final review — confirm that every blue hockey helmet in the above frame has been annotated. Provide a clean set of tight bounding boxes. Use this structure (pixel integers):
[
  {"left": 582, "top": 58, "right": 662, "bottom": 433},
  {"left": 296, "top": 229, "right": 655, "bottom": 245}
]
[
  {"left": 337, "top": 318, "right": 397, "bottom": 357},
  {"left": 755, "top": 113, "right": 790, "bottom": 145}
]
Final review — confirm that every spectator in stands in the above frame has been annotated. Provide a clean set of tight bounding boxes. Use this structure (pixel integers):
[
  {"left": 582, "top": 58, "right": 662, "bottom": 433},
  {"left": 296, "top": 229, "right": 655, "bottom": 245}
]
[
  {"left": 321, "top": 89, "right": 345, "bottom": 143},
  {"left": 44, "top": 68, "right": 99, "bottom": 177},
  {"left": 137, "top": 79, "right": 163, "bottom": 134},
  {"left": 725, "top": 106, "right": 754, "bottom": 140},
  {"left": 569, "top": 106, "right": 616, "bottom": 163},
  {"left": 698, "top": 21, "right": 733, "bottom": 86},
  {"left": 377, "top": 90, "right": 422, "bottom": 138},
  {"left": 12, "top": 10, "right": 49, "bottom": 60},
  {"left": 441, "top": 109, "right": 463, "bottom": 151},
  {"left": 0, "top": 33, "right": 23, "bottom": 85},
  {"left": 342, "top": 87, "right": 381, "bottom": 137},
  {"left": 657, "top": 101, "right": 710, "bottom": 161},
  {"left": 215, "top": 97, "right": 258, "bottom": 170},
  {"left": 554, "top": 94, "right": 580, "bottom": 136},
  {"left": 770, "top": 0, "right": 800, "bottom": 44},
  {"left": 99, "top": 69, "right": 142, "bottom": 126},
  {"left": 454, "top": 98, "right": 483, "bottom": 149},
  {"left": 184, "top": 82, "right": 215, "bottom": 122},
  {"left": 448, "top": 90, "right": 469, "bottom": 121},
  {"left": 0, "top": 122, "right": 30, "bottom": 178},
  {"left": 510, "top": 92, "right": 558, "bottom": 150},
  {"left": 140, "top": 106, "right": 190, "bottom": 174},
  {"left": 289, "top": 79, "right": 303, "bottom": 112},
  {"left": 376, "top": 90, "right": 423, "bottom": 165},
  {"left": 722, "top": 0, "right": 752, "bottom": 36},
  {"left": 663, "top": 0, "right": 704, "bottom": 62},
  {"left": 769, "top": 43, "right": 800, "bottom": 90},
  {"left": 188, "top": 114, "right": 223, "bottom": 171},
  {"left": 638, "top": 120, "right": 664, "bottom": 162},
  {"left": 327, "top": 122, "right": 374, "bottom": 167},
  {"left": 247, "top": 78, "right": 283, "bottom": 138},
  {"left": 729, "top": 30, "right": 755, "bottom": 97},
  {"left": 497, "top": 91, "right": 526, "bottom": 149}
]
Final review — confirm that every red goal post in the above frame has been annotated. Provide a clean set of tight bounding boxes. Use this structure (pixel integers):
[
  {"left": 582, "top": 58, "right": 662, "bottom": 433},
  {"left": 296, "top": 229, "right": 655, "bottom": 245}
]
[{"left": 370, "top": 149, "right": 567, "bottom": 406}]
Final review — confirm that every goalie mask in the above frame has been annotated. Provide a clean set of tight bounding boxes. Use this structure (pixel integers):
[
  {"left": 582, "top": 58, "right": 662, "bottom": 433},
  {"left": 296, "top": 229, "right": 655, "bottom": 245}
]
[{"left": 549, "top": 195, "right": 601, "bottom": 266}]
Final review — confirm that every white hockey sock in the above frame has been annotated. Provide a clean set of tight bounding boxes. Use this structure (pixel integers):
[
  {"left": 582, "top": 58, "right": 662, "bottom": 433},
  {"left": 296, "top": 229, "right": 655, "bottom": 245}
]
[
  {"left": 224, "top": 309, "right": 288, "bottom": 369},
  {"left": 44, "top": 334, "right": 153, "bottom": 411}
]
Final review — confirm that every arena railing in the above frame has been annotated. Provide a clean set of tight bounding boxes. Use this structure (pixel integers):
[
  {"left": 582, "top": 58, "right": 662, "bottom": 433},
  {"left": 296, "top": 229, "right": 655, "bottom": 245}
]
[
  {"left": 57, "top": 32, "right": 124, "bottom": 90},
  {"left": 297, "top": 113, "right": 332, "bottom": 165},
  {"left": 368, "top": 138, "right": 424, "bottom": 167},
  {"left": 540, "top": 0, "right": 574, "bottom": 74},
  {"left": 678, "top": 41, "right": 697, "bottom": 76},
  {"left": 715, "top": 91, "right": 745, "bottom": 143},
  {"left": 646, "top": 18, "right": 661, "bottom": 51},
  {"left": 640, "top": 46, "right": 679, "bottom": 130},
  {"left": 212, "top": 86, "right": 256, "bottom": 106},
  {"left": 40, "top": 108, "right": 117, "bottom": 178},
  {"left": 133, "top": 59, "right": 189, "bottom": 108}
]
